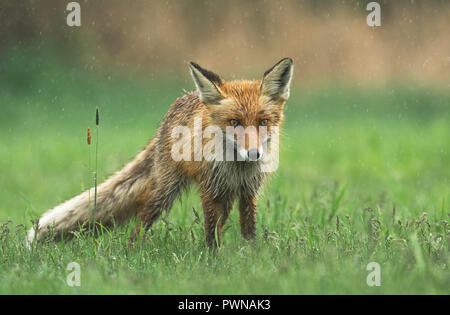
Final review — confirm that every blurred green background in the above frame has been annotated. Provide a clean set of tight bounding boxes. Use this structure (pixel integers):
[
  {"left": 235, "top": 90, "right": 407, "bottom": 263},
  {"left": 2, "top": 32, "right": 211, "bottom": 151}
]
[
  {"left": 1, "top": 0, "right": 448, "bottom": 222},
  {"left": 0, "top": 0, "right": 448, "bottom": 294}
]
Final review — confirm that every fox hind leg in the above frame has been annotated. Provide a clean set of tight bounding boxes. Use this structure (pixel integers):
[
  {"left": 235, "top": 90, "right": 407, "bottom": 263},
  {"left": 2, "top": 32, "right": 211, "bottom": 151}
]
[{"left": 132, "top": 177, "right": 187, "bottom": 240}]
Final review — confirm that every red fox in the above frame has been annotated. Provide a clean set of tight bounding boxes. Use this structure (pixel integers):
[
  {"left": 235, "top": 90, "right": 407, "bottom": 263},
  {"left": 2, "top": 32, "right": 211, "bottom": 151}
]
[{"left": 27, "top": 58, "right": 293, "bottom": 247}]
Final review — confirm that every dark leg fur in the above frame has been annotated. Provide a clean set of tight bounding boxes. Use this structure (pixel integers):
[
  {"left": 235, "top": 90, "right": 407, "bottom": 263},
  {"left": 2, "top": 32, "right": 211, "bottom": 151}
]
[
  {"left": 133, "top": 174, "right": 187, "bottom": 239},
  {"left": 201, "top": 192, "right": 234, "bottom": 247},
  {"left": 239, "top": 195, "right": 257, "bottom": 240}
]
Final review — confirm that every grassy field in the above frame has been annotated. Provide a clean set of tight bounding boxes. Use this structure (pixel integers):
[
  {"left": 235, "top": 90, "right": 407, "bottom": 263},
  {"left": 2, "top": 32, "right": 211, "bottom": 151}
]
[{"left": 0, "top": 54, "right": 449, "bottom": 294}]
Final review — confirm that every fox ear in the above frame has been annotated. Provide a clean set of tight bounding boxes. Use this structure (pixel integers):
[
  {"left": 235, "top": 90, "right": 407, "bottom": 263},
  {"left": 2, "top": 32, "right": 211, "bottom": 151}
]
[
  {"left": 189, "top": 62, "right": 224, "bottom": 105},
  {"left": 260, "top": 58, "right": 293, "bottom": 101}
]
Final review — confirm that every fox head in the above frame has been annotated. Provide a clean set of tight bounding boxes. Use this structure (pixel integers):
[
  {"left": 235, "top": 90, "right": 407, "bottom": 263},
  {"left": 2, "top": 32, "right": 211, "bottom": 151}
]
[{"left": 188, "top": 58, "right": 293, "bottom": 162}]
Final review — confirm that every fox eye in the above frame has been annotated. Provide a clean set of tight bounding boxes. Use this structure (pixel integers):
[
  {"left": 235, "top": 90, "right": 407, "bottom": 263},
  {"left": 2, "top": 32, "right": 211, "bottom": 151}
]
[
  {"left": 228, "top": 119, "right": 240, "bottom": 127},
  {"left": 260, "top": 119, "right": 269, "bottom": 126}
]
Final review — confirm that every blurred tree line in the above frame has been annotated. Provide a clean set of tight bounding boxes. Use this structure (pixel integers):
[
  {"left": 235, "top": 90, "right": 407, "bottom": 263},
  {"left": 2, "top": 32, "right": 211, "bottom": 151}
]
[{"left": 1, "top": 0, "right": 449, "bottom": 85}]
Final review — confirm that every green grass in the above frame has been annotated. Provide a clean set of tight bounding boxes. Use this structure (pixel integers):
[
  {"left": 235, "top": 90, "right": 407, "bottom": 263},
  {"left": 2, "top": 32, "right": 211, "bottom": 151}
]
[{"left": 0, "top": 53, "right": 449, "bottom": 294}]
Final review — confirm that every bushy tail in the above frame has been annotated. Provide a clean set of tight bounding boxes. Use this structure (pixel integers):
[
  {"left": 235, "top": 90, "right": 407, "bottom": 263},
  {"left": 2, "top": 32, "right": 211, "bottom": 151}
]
[{"left": 27, "top": 142, "right": 155, "bottom": 245}]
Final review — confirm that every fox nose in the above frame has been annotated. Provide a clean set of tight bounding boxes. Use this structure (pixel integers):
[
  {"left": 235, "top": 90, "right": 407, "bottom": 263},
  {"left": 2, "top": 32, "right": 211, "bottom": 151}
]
[{"left": 248, "top": 149, "right": 261, "bottom": 161}]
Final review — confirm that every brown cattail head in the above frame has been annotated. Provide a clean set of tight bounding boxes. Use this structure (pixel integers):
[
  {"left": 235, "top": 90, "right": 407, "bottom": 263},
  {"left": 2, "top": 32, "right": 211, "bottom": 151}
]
[
  {"left": 95, "top": 107, "right": 99, "bottom": 126},
  {"left": 87, "top": 127, "right": 92, "bottom": 145}
]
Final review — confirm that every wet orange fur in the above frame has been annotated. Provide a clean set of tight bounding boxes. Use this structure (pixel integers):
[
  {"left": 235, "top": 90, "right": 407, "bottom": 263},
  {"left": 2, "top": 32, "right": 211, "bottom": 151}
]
[{"left": 28, "top": 59, "right": 292, "bottom": 248}]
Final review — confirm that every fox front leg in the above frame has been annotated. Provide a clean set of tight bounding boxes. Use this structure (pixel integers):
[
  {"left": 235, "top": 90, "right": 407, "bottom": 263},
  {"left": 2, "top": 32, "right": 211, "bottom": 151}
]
[
  {"left": 239, "top": 196, "right": 257, "bottom": 240},
  {"left": 201, "top": 192, "right": 233, "bottom": 248}
]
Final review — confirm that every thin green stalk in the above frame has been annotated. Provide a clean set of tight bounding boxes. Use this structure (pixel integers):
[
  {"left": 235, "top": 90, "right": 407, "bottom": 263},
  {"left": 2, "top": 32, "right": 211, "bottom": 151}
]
[
  {"left": 92, "top": 108, "right": 99, "bottom": 234},
  {"left": 87, "top": 127, "right": 92, "bottom": 235}
]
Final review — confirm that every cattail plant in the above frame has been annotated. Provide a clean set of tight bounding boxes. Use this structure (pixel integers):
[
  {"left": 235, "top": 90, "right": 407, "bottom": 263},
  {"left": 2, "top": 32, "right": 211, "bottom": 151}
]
[
  {"left": 91, "top": 107, "right": 100, "bottom": 234},
  {"left": 87, "top": 127, "right": 92, "bottom": 145}
]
